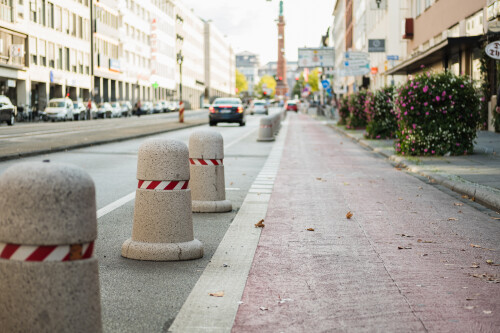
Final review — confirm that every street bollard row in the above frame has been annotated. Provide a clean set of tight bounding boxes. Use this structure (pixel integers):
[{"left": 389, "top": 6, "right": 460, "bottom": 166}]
[
  {"left": 0, "top": 129, "right": 232, "bottom": 332},
  {"left": 257, "top": 111, "right": 285, "bottom": 142}
]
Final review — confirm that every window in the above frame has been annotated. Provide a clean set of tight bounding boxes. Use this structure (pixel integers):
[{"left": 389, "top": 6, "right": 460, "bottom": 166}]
[
  {"left": 29, "top": 36, "right": 37, "bottom": 65},
  {"left": 62, "top": 9, "right": 68, "bottom": 33},
  {"left": 47, "top": 2, "right": 54, "bottom": 28},
  {"left": 65, "top": 47, "right": 69, "bottom": 71},
  {"left": 72, "top": 13, "right": 76, "bottom": 36},
  {"left": 57, "top": 46, "right": 62, "bottom": 69},
  {"left": 55, "top": 5, "right": 61, "bottom": 31},
  {"left": 38, "top": 38, "right": 45, "bottom": 66},
  {"left": 416, "top": 0, "right": 421, "bottom": 16},
  {"left": 71, "top": 49, "right": 76, "bottom": 72},
  {"left": 78, "top": 16, "right": 83, "bottom": 38},
  {"left": 48, "top": 42, "right": 54, "bottom": 68},
  {"left": 30, "top": 0, "right": 36, "bottom": 22}
]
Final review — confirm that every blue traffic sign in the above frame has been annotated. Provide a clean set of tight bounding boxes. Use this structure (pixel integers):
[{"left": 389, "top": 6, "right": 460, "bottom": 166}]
[
  {"left": 321, "top": 80, "right": 331, "bottom": 89},
  {"left": 386, "top": 55, "right": 399, "bottom": 61}
]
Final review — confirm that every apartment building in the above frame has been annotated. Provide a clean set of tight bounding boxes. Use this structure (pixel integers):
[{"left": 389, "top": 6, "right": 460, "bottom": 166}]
[
  {"left": 175, "top": 1, "right": 205, "bottom": 109},
  {"left": 236, "top": 51, "right": 259, "bottom": 96},
  {"left": 0, "top": 0, "right": 91, "bottom": 111},
  {"left": 386, "top": 0, "right": 484, "bottom": 82},
  {"left": 204, "top": 20, "right": 235, "bottom": 101}
]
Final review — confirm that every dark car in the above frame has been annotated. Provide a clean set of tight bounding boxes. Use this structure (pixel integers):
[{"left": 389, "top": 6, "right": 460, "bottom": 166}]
[
  {"left": 286, "top": 100, "right": 298, "bottom": 112},
  {"left": 0, "top": 95, "right": 17, "bottom": 125},
  {"left": 209, "top": 97, "right": 246, "bottom": 126}
]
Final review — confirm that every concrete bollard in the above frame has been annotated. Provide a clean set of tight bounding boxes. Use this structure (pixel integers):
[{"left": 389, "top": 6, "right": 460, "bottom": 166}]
[
  {"left": 122, "top": 138, "right": 203, "bottom": 261},
  {"left": 189, "top": 130, "right": 232, "bottom": 213},
  {"left": 257, "top": 116, "right": 275, "bottom": 142},
  {"left": 0, "top": 162, "right": 102, "bottom": 333},
  {"left": 272, "top": 113, "right": 281, "bottom": 135}
]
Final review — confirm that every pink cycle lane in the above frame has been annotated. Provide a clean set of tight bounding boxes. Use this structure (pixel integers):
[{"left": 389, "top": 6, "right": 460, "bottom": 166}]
[{"left": 232, "top": 113, "right": 500, "bottom": 332}]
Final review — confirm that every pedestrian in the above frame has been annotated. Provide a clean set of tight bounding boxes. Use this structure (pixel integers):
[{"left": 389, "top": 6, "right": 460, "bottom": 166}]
[
  {"left": 87, "top": 98, "right": 92, "bottom": 120},
  {"left": 136, "top": 99, "right": 142, "bottom": 117}
]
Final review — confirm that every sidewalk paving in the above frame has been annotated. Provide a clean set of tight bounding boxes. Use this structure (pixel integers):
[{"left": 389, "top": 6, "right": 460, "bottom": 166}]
[
  {"left": 326, "top": 122, "right": 500, "bottom": 211},
  {"left": 232, "top": 113, "right": 500, "bottom": 332}
]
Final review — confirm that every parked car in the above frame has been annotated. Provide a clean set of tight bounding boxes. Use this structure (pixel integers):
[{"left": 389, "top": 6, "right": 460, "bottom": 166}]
[
  {"left": 166, "top": 101, "right": 177, "bottom": 112},
  {"left": 43, "top": 98, "right": 74, "bottom": 121},
  {"left": 209, "top": 97, "right": 246, "bottom": 126},
  {"left": 73, "top": 101, "right": 87, "bottom": 120},
  {"left": 138, "top": 101, "right": 150, "bottom": 114},
  {"left": 160, "top": 100, "right": 170, "bottom": 112},
  {"left": 97, "top": 102, "right": 113, "bottom": 118},
  {"left": 152, "top": 102, "right": 163, "bottom": 113},
  {"left": 286, "top": 100, "right": 298, "bottom": 112},
  {"left": 249, "top": 100, "right": 268, "bottom": 115},
  {"left": 120, "top": 101, "right": 132, "bottom": 117},
  {"left": 110, "top": 102, "right": 122, "bottom": 118},
  {"left": 0, "top": 95, "right": 17, "bottom": 126}
]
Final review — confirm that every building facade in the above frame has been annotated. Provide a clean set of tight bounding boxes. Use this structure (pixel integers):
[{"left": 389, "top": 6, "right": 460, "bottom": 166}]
[
  {"left": 0, "top": 0, "right": 235, "bottom": 112},
  {"left": 204, "top": 20, "right": 235, "bottom": 101},
  {"left": 236, "top": 51, "right": 259, "bottom": 96},
  {"left": 0, "top": 0, "right": 92, "bottom": 111},
  {"left": 175, "top": 1, "right": 205, "bottom": 109}
]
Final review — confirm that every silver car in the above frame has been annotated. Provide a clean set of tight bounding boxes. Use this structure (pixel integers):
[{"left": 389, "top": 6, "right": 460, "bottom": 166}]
[{"left": 44, "top": 98, "right": 74, "bottom": 121}]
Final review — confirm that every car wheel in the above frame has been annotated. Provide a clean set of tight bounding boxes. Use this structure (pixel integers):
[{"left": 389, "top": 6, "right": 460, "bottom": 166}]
[
  {"left": 239, "top": 121, "right": 246, "bottom": 127},
  {"left": 74, "top": 114, "right": 79, "bottom": 121},
  {"left": 7, "top": 113, "right": 14, "bottom": 126},
  {"left": 209, "top": 121, "right": 216, "bottom": 126}
]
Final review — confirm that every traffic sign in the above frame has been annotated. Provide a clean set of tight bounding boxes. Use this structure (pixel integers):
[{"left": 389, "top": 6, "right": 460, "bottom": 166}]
[
  {"left": 386, "top": 55, "right": 399, "bottom": 61},
  {"left": 344, "top": 60, "right": 370, "bottom": 67},
  {"left": 321, "top": 80, "right": 331, "bottom": 89},
  {"left": 344, "top": 51, "right": 369, "bottom": 60}
]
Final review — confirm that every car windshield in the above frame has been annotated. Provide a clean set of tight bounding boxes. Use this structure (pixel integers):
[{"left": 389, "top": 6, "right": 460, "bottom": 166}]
[
  {"left": 49, "top": 101, "right": 65, "bottom": 107},
  {"left": 73, "top": 103, "right": 78, "bottom": 107},
  {"left": 254, "top": 101, "right": 265, "bottom": 106},
  {"left": 214, "top": 99, "right": 240, "bottom": 105},
  {"left": 111, "top": 103, "right": 119, "bottom": 107},
  {"left": 288, "top": 101, "right": 296, "bottom": 105}
]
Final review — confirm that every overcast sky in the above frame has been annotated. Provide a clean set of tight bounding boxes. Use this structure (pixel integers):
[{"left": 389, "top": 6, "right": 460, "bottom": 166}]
[{"left": 180, "top": 0, "right": 334, "bottom": 65}]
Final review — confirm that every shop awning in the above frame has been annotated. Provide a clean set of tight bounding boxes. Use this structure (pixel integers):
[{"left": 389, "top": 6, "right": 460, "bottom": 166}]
[{"left": 386, "top": 36, "right": 482, "bottom": 75}]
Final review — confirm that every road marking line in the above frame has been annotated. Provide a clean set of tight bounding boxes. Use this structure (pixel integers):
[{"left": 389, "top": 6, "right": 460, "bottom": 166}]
[{"left": 97, "top": 192, "right": 135, "bottom": 219}]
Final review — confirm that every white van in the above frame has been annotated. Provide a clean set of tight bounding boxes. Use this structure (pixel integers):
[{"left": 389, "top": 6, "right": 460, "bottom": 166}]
[{"left": 43, "top": 98, "right": 74, "bottom": 121}]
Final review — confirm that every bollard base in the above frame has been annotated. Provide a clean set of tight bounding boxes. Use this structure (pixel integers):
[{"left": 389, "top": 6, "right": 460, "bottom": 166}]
[
  {"left": 192, "top": 199, "right": 232, "bottom": 213},
  {"left": 121, "top": 238, "right": 203, "bottom": 261},
  {"left": 257, "top": 137, "right": 275, "bottom": 142}
]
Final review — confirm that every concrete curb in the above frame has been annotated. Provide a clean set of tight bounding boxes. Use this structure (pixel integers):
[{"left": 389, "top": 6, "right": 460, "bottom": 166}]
[
  {"left": 327, "top": 123, "right": 500, "bottom": 212},
  {"left": 0, "top": 120, "right": 206, "bottom": 162}
]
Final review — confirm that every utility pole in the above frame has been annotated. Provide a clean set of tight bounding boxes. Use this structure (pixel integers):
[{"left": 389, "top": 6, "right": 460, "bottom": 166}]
[{"left": 177, "top": 51, "right": 184, "bottom": 123}]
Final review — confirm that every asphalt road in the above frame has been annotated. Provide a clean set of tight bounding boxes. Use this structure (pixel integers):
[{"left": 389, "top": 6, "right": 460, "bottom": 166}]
[{"left": 0, "top": 111, "right": 278, "bottom": 332}]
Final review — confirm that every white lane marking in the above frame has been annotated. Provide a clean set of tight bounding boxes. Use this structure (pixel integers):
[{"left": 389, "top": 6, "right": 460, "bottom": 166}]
[
  {"left": 96, "top": 127, "right": 257, "bottom": 219},
  {"left": 97, "top": 192, "right": 135, "bottom": 219}
]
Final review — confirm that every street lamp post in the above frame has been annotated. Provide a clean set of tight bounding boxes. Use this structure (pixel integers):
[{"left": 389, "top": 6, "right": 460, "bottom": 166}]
[{"left": 177, "top": 51, "right": 184, "bottom": 123}]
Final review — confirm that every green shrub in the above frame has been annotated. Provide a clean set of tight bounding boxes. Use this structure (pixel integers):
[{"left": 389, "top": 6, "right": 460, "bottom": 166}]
[
  {"left": 337, "top": 95, "right": 349, "bottom": 125},
  {"left": 365, "top": 86, "right": 397, "bottom": 139},
  {"left": 346, "top": 90, "right": 368, "bottom": 129},
  {"left": 394, "top": 71, "right": 481, "bottom": 156}
]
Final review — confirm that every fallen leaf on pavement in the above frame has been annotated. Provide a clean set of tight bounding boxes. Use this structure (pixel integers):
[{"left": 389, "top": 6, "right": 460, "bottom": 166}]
[
  {"left": 255, "top": 219, "right": 265, "bottom": 228},
  {"left": 462, "top": 195, "right": 469, "bottom": 199},
  {"left": 471, "top": 197, "right": 476, "bottom": 202},
  {"left": 209, "top": 291, "right": 224, "bottom": 297},
  {"left": 471, "top": 263, "right": 480, "bottom": 268},
  {"left": 259, "top": 306, "right": 268, "bottom": 311},
  {"left": 400, "top": 234, "right": 414, "bottom": 238},
  {"left": 346, "top": 211, "right": 353, "bottom": 219},
  {"left": 306, "top": 228, "right": 315, "bottom": 231},
  {"left": 398, "top": 246, "right": 412, "bottom": 250},
  {"left": 417, "top": 239, "right": 434, "bottom": 243},
  {"left": 454, "top": 202, "right": 463, "bottom": 206},
  {"left": 465, "top": 306, "right": 474, "bottom": 310},
  {"left": 471, "top": 244, "right": 482, "bottom": 248},
  {"left": 486, "top": 260, "right": 500, "bottom": 266},
  {"left": 316, "top": 177, "right": 322, "bottom": 181},
  {"left": 448, "top": 217, "right": 458, "bottom": 221},
  {"left": 343, "top": 182, "right": 350, "bottom": 185},
  {"left": 483, "top": 310, "right": 492, "bottom": 314}
]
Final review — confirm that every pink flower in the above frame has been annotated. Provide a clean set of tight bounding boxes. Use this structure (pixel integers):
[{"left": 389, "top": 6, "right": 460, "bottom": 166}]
[
  {"left": 423, "top": 86, "right": 429, "bottom": 93},
  {"left": 425, "top": 112, "right": 429, "bottom": 115},
  {"left": 412, "top": 124, "right": 417, "bottom": 129},
  {"left": 424, "top": 102, "right": 428, "bottom": 106},
  {"left": 411, "top": 148, "right": 415, "bottom": 152},
  {"left": 424, "top": 148, "right": 428, "bottom": 153},
  {"left": 431, "top": 150, "right": 435, "bottom": 154},
  {"left": 460, "top": 84, "right": 464, "bottom": 88},
  {"left": 404, "top": 111, "right": 408, "bottom": 115},
  {"left": 456, "top": 143, "right": 460, "bottom": 146},
  {"left": 411, "top": 106, "right": 414, "bottom": 110},
  {"left": 402, "top": 103, "right": 406, "bottom": 107},
  {"left": 436, "top": 96, "right": 440, "bottom": 102},
  {"left": 442, "top": 91, "right": 446, "bottom": 97}
]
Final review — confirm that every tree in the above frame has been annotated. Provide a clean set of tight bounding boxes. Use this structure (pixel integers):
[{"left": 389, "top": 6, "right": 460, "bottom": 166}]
[
  {"left": 292, "top": 68, "right": 320, "bottom": 98},
  {"left": 236, "top": 69, "right": 248, "bottom": 94},
  {"left": 255, "top": 75, "right": 276, "bottom": 99}
]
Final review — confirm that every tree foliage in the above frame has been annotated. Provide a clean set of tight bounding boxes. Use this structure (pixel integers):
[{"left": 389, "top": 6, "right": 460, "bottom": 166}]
[
  {"left": 255, "top": 75, "right": 276, "bottom": 98},
  {"left": 236, "top": 69, "right": 248, "bottom": 94}
]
